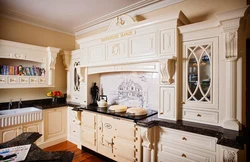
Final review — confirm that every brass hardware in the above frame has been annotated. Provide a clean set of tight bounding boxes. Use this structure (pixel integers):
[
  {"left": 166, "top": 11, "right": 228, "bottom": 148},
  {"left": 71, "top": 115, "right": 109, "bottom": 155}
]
[
  {"left": 160, "top": 112, "right": 163, "bottom": 114},
  {"left": 114, "top": 136, "right": 116, "bottom": 138},
  {"left": 181, "top": 153, "right": 186, "bottom": 158},
  {"left": 10, "top": 79, "right": 16, "bottom": 82},
  {"left": 114, "top": 155, "right": 116, "bottom": 157},
  {"left": 197, "top": 114, "right": 201, "bottom": 117},
  {"left": 0, "top": 79, "right": 4, "bottom": 81},
  {"left": 99, "top": 127, "right": 101, "bottom": 130},
  {"left": 73, "top": 120, "right": 75, "bottom": 122},
  {"left": 135, "top": 149, "right": 138, "bottom": 152},
  {"left": 134, "top": 137, "right": 138, "bottom": 142},
  {"left": 182, "top": 137, "right": 187, "bottom": 141},
  {"left": 181, "top": 101, "right": 185, "bottom": 104}
]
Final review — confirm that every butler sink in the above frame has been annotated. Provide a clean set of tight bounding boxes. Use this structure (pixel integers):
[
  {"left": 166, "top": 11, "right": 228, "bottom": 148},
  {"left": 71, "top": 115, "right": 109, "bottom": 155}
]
[{"left": 0, "top": 107, "right": 43, "bottom": 128}]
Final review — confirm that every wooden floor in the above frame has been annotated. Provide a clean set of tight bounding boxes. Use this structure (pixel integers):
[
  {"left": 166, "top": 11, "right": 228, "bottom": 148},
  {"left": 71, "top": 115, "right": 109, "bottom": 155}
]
[{"left": 43, "top": 141, "right": 104, "bottom": 162}]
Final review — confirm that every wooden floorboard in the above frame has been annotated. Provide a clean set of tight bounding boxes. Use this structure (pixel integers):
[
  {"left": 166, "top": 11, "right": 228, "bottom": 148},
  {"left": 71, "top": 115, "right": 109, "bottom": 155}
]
[{"left": 43, "top": 141, "right": 104, "bottom": 162}]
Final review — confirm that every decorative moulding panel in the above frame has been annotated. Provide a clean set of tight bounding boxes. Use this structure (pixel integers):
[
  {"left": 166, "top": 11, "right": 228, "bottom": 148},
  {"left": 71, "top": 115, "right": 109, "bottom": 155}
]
[
  {"left": 88, "top": 45, "right": 105, "bottom": 62},
  {"left": 129, "top": 33, "right": 156, "bottom": 57},
  {"left": 87, "top": 62, "right": 159, "bottom": 75},
  {"left": 160, "top": 28, "right": 175, "bottom": 55},
  {"left": 106, "top": 39, "right": 128, "bottom": 60}
]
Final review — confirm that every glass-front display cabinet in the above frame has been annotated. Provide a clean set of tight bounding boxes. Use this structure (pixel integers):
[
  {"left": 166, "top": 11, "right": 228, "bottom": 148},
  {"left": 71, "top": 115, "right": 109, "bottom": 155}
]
[{"left": 182, "top": 37, "right": 218, "bottom": 111}]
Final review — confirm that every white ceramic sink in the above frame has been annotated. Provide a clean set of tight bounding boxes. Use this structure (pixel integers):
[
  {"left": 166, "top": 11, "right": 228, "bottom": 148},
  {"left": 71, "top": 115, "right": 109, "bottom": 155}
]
[{"left": 0, "top": 107, "right": 43, "bottom": 128}]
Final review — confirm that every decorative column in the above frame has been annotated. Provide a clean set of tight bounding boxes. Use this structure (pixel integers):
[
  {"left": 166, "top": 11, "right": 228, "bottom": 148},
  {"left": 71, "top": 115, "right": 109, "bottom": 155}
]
[
  {"left": 47, "top": 47, "right": 60, "bottom": 86},
  {"left": 140, "top": 126, "right": 155, "bottom": 162},
  {"left": 216, "top": 7, "right": 247, "bottom": 131},
  {"left": 60, "top": 50, "right": 71, "bottom": 101}
]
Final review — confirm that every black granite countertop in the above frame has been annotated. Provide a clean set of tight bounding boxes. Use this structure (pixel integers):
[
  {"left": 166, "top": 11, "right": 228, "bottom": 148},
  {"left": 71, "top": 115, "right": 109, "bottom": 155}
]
[
  {"left": 71, "top": 105, "right": 158, "bottom": 122},
  {"left": 0, "top": 132, "right": 74, "bottom": 162},
  {"left": 137, "top": 114, "right": 246, "bottom": 150}
]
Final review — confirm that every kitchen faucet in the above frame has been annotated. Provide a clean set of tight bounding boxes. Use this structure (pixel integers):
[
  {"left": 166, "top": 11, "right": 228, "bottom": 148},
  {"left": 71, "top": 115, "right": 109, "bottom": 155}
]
[
  {"left": 8, "top": 99, "right": 13, "bottom": 110},
  {"left": 18, "top": 98, "right": 22, "bottom": 109}
]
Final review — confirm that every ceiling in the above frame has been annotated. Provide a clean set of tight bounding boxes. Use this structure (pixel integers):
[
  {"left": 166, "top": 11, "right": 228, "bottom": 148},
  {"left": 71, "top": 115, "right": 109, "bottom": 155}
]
[
  {"left": 0, "top": 0, "right": 183, "bottom": 35},
  {"left": 0, "top": 0, "right": 143, "bottom": 35}
]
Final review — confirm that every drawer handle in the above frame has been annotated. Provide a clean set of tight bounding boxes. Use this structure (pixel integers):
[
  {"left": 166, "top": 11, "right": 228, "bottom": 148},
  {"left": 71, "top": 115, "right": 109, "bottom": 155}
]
[
  {"left": 181, "top": 153, "right": 186, "bottom": 158},
  {"left": 73, "top": 120, "right": 75, "bottom": 122},
  {"left": 160, "top": 112, "right": 163, "bottom": 114},
  {"left": 197, "top": 114, "right": 201, "bottom": 117},
  {"left": 182, "top": 137, "right": 187, "bottom": 141},
  {"left": 10, "top": 78, "right": 16, "bottom": 82},
  {"left": 73, "top": 130, "right": 76, "bottom": 132},
  {"left": 0, "top": 79, "right": 5, "bottom": 81}
]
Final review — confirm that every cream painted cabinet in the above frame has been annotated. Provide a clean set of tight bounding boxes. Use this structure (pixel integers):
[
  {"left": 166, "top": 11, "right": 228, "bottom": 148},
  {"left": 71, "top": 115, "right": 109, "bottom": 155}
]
[
  {"left": 67, "top": 107, "right": 81, "bottom": 148},
  {"left": 157, "top": 127, "right": 217, "bottom": 162},
  {"left": 0, "top": 39, "right": 60, "bottom": 89},
  {"left": 22, "top": 121, "right": 43, "bottom": 143},
  {"left": 182, "top": 37, "right": 219, "bottom": 125},
  {"left": 0, "top": 125, "right": 21, "bottom": 143},
  {"left": 81, "top": 111, "right": 98, "bottom": 151},
  {"left": 70, "top": 51, "right": 81, "bottom": 103},
  {"left": 0, "top": 121, "right": 42, "bottom": 144},
  {"left": 43, "top": 107, "right": 67, "bottom": 141},
  {"left": 159, "top": 87, "right": 175, "bottom": 120}
]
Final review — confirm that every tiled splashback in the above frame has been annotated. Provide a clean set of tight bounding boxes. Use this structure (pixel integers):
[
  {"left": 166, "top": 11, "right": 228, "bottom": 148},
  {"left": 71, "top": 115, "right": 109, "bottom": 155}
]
[{"left": 100, "top": 72, "right": 159, "bottom": 111}]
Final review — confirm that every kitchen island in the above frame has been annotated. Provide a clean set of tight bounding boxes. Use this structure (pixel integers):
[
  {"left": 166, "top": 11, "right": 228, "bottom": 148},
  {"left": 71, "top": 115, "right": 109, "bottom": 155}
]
[{"left": 0, "top": 132, "right": 74, "bottom": 162}]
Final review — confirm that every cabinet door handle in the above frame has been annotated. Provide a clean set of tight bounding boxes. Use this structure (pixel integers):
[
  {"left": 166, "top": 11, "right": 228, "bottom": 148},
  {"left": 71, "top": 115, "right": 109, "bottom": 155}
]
[
  {"left": 181, "top": 101, "right": 185, "bottom": 104},
  {"left": 181, "top": 153, "right": 186, "bottom": 158},
  {"left": 182, "top": 137, "right": 187, "bottom": 141},
  {"left": 197, "top": 114, "right": 201, "bottom": 117},
  {"left": 160, "top": 112, "right": 163, "bottom": 114}
]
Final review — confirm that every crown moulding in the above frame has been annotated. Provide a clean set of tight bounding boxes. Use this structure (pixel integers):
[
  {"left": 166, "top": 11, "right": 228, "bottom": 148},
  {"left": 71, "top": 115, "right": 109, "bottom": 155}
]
[{"left": 0, "top": 0, "right": 184, "bottom": 36}]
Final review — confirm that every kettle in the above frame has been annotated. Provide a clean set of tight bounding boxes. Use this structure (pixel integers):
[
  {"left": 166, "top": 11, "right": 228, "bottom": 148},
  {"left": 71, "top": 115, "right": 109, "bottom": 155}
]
[{"left": 97, "top": 95, "right": 108, "bottom": 107}]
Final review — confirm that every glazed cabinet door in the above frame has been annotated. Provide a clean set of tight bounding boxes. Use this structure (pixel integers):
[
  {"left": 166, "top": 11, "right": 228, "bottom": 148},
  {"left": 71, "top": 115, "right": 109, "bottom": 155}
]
[
  {"left": 70, "top": 51, "right": 81, "bottom": 103},
  {"left": 182, "top": 37, "right": 219, "bottom": 124},
  {"left": 0, "top": 125, "right": 21, "bottom": 143},
  {"left": 43, "top": 107, "right": 67, "bottom": 141}
]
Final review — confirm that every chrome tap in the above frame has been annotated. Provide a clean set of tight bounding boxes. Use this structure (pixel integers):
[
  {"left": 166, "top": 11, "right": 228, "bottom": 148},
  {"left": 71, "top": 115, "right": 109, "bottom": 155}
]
[
  {"left": 8, "top": 99, "right": 13, "bottom": 110},
  {"left": 18, "top": 98, "right": 22, "bottom": 109}
]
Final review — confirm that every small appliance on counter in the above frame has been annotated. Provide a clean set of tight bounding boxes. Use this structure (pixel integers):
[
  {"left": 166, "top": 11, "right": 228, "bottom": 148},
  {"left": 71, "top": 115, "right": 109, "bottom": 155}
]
[{"left": 97, "top": 95, "right": 108, "bottom": 108}]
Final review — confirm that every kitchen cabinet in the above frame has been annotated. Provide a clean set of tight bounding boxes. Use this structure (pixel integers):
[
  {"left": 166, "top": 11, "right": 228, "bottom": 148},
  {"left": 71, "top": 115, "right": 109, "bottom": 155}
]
[
  {"left": 159, "top": 87, "right": 175, "bottom": 120},
  {"left": 182, "top": 37, "right": 219, "bottom": 125},
  {"left": 43, "top": 107, "right": 67, "bottom": 142},
  {"left": 0, "top": 125, "right": 21, "bottom": 143},
  {"left": 0, "top": 121, "right": 43, "bottom": 143},
  {"left": 158, "top": 127, "right": 217, "bottom": 162},
  {"left": 67, "top": 107, "right": 81, "bottom": 148},
  {"left": 69, "top": 50, "right": 81, "bottom": 103},
  {"left": 0, "top": 39, "right": 60, "bottom": 89}
]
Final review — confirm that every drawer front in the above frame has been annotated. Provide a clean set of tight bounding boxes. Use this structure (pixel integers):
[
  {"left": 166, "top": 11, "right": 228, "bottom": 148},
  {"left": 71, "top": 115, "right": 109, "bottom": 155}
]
[
  {"left": 159, "top": 127, "right": 217, "bottom": 152},
  {"left": 69, "top": 123, "right": 80, "bottom": 137},
  {"left": 8, "top": 76, "right": 19, "bottom": 84},
  {"left": 113, "top": 138, "right": 136, "bottom": 162},
  {"left": 29, "top": 77, "right": 38, "bottom": 84},
  {"left": 39, "top": 77, "right": 46, "bottom": 84},
  {"left": 158, "top": 142, "right": 216, "bottom": 162},
  {"left": 0, "top": 76, "right": 6, "bottom": 84},
  {"left": 20, "top": 77, "right": 29, "bottom": 84},
  {"left": 183, "top": 109, "right": 219, "bottom": 124}
]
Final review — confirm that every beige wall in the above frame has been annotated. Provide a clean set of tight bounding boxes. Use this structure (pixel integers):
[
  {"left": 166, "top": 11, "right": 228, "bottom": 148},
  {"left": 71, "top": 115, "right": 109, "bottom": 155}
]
[
  {"left": 0, "top": 16, "right": 75, "bottom": 102},
  {"left": 75, "top": 0, "right": 246, "bottom": 48}
]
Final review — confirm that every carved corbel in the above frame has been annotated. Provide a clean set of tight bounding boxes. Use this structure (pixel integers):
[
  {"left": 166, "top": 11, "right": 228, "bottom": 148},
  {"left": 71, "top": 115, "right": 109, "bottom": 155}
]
[
  {"left": 47, "top": 47, "right": 60, "bottom": 70},
  {"left": 141, "top": 128, "right": 151, "bottom": 149},
  {"left": 160, "top": 57, "right": 176, "bottom": 84},
  {"left": 60, "top": 50, "right": 71, "bottom": 70}
]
